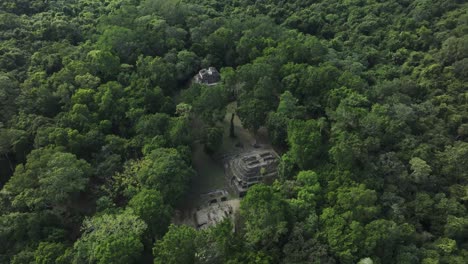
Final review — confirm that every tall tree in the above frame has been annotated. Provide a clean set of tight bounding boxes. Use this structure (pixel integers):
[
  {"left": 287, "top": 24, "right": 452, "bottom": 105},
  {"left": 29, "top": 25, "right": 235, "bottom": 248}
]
[
  {"left": 2, "top": 147, "right": 90, "bottom": 211},
  {"left": 127, "top": 189, "right": 172, "bottom": 238},
  {"left": 153, "top": 224, "right": 198, "bottom": 264},
  {"left": 73, "top": 211, "right": 147, "bottom": 264},
  {"left": 240, "top": 184, "right": 290, "bottom": 248},
  {"left": 287, "top": 118, "right": 327, "bottom": 169}
]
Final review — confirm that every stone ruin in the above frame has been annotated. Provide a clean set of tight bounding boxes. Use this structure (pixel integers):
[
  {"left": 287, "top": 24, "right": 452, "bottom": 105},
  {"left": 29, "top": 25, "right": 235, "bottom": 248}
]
[
  {"left": 194, "top": 189, "right": 237, "bottom": 229},
  {"left": 194, "top": 67, "right": 221, "bottom": 85},
  {"left": 189, "top": 149, "right": 280, "bottom": 230},
  {"left": 224, "top": 149, "right": 280, "bottom": 197},
  {"left": 199, "top": 189, "right": 229, "bottom": 206},
  {"left": 195, "top": 202, "right": 234, "bottom": 230}
]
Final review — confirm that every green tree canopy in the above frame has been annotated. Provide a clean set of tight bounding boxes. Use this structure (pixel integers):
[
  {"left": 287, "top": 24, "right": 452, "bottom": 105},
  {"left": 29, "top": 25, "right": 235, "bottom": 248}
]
[
  {"left": 127, "top": 189, "right": 172, "bottom": 238},
  {"left": 73, "top": 211, "right": 147, "bottom": 264},
  {"left": 287, "top": 118, "right": 327, "bottom": 169},
  {"left": 137, "top": 148, "right": 194, "bottom": 206},
  {"left": 240, "top": 184, "right": 290, "bottom": 247},
  {"left": 2, "top": 147, "right": 90, "bottom": 211},
  {"left": 153, "top": 224, "right": 198, "bottom": 264}
]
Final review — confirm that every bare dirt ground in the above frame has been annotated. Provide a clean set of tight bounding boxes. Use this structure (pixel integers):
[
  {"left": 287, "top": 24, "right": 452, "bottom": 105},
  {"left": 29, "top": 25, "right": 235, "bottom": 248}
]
[{"left": 220, "top": 102, "right": 272, "bottom": 155}]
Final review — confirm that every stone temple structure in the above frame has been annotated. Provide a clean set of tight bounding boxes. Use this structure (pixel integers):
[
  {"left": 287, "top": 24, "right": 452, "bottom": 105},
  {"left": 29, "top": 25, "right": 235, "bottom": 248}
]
[
  {"left": 225, "top": 150, "right": 280, "bottom": 197},
  {"left": 194, "top": 67, "right": 221, "bottom": 85}
]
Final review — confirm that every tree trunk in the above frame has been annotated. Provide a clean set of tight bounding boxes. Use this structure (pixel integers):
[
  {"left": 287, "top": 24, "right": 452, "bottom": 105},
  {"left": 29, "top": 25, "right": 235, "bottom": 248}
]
[{"left": 229, "top": 113, "right": 236, "bottom": 138}]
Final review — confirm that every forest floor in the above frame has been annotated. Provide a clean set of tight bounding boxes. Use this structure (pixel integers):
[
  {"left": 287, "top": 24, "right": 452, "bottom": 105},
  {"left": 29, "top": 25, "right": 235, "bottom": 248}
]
[
  {"left": 218, "top": 102, "right": 272, "bottom": 155},
  {"left": 173, "top": 101, "right": 271, "bottom": 226}
]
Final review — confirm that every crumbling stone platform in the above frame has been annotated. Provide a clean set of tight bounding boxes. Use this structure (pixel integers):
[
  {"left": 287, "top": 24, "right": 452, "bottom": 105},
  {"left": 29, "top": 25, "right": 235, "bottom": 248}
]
[
  {"left": 195, "top": 200, "right": 237, "bottom": 230},
  {"left": 193, "top": 67, "right": 221, "bottom": 85},
  {"left": 194, "top": 189, "right": 239, "bottom": 229}
]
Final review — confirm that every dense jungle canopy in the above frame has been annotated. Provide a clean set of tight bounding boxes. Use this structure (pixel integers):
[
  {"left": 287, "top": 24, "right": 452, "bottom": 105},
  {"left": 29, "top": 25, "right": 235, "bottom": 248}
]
[{"left": 0, "top": 0, "right": 467, "bottom": 263}]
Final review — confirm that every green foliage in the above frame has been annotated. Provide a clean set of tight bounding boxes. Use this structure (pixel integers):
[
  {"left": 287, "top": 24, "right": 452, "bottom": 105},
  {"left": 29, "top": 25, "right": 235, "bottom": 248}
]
[
  {"left": 2, "top": 147, "right": 90, "bottom": 211},
  {"left": 137, "top": 148, "right": 194, "bottom": 206},
  {"left": 153, "top": 224, "right": 198, "bottom": 264},
  {"left": 267, "top": 91, "right": 305, "bottom": 147},
  {"left": 135, "top": 113, "right": 170, "bottom": 137},
  {"left": 0, "top": 0, "right": 467, "bottom": 263},
  {"left": 203, "top": 126, "right": 224, "bottom": 154},
  {"left": 266, "top": 112, "right": 289, "bottom": 147},
  {"left": 175, "top": 50, "right": 200, "bottom": 80},
  {"left": 193, "top": 84, "right": 228, "bottom": 124},
  {"left": 167, "top": 117, "right": 191, "bottom": 146},
  {"left": 287, "top": 118, "right": 326, "bottom": 169},
  {"left": 11, "top": 249, "right": 35, "bottom": 264},
  {"left": 127, "top": 189, "right": 172, "bottom": 238},
  {"left": 281, "top": 222, "right": 335, "bottom": 264},
  {"left": 0, "top": 73, "right": 19, "bottom": 123},
  {"left": 288, "top": 171, "right": 321, "bottom": 220},
  {"left": 409, "top": 157, "right": 432, "bottom": 184},
  {"left": 438, "top": 142, "right": 468, "bottom": 182},
  {"left": 34, "top": 242, "right": 67, "bottom": 264},
  {"left": 237, "top": 97, "right": 270, "bottom": 132},
  {"left": 320, "top": 184, "right": 381, "bottom": 263},
  {"left": 197, "top": 220, "right": 244, "bottom": 263},
  {"left": 87, "top": 50, "right": 120, "bottom": 80},
  {"left": 240, "top": 184, "right": 289, "bottom": 247},
  {"left": 73, "top": 211, "right": 147, "bottom": 264},
  {"left": 277, "top": 91, "right": 302, "bottom": 118}
]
